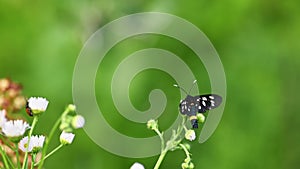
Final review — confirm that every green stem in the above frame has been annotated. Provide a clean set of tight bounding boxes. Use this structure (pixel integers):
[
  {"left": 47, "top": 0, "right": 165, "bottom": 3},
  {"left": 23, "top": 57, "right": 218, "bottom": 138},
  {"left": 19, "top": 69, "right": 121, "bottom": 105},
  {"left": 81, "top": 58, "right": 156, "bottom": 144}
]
[
  {"left": 153, "top": 150, "right": 167, "bottom": 169},
  {"left": 154, "top": 116, "right": 186, "bottom": 169},
  {"left": 35, "top": 144, "right": 63, "bottom": 167},
  {"left": 179, "top": 144, "right": 190, "bottom": 159},
  {"left": 3, "top": 151, "right": 15, "bottom": 169},
  {"left": 15, "top": 142, "right": 21, "bottom": 169},
  {"left": 0, "top": 135, "right": 14, "bottom": 150},
  {"left": 0, "top": 146, "right": 10, "bottom": 169},
  {"left": 152, "top": 116, "right": 189, "bottom": 169},
  {"left": 183, "top": 125, "right": 188, "bottom": 132},
  {"left": 38, "top": 108, "right": 70, "bottom": 169},
  {"left": 22, "top": 115, "right": 39, "bottom": 169},
  {"left": 31, "top": 153, "right": 36, "bottom": 169},
  {"left": 154, "top": 128, "right": 165, "bottom": 151}
]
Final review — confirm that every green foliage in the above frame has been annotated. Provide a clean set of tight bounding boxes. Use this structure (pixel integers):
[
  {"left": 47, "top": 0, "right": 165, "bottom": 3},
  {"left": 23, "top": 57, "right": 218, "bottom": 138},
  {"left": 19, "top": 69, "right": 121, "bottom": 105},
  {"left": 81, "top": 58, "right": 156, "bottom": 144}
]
[{"left": 0, "top": 0, "right": 299, "bottom": 168}]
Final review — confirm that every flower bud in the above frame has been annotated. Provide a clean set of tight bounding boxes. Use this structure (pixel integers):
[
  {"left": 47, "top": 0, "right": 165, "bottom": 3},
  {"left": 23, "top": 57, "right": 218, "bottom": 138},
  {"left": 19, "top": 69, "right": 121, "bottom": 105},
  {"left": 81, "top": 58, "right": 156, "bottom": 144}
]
[
  {"left": 185, "top": 130, "right": 196, "bottom": 141},
  {"left": 60, "top": 131, "right": 75, "bottom": 145},
  {"left": 147, "top": 119, "right": 158, "bottom": 130},
  {"left": 67, "top": 104, "right": 76, "bottom": 112},
  {"left": 72, "top": 115, "right": 85, "bottom": 129},
  {"left": 183, "top": 143, "right": 191, "bottom": 150},
  {"left": 197, "top": 113, "right": 205, "bottom": 123},
  {"left": 59, "top": 115, "right": 73, "bottom": 132},
  {"left": 182, "top": 162, "right": 189, "bottom": 169},
  {"left": 189, "top": 162, "right": 194, "bottom": 169}
]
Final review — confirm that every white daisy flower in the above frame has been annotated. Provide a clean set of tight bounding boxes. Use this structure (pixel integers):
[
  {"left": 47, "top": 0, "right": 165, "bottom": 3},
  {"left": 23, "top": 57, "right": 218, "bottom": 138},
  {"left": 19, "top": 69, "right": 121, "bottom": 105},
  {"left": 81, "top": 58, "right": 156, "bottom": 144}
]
[
  {"left": 0, "top": 109, "right": 7, "bottom": 128},
  {"left": 2, "top": 120, "right": 30, "bottom": 138},
  {"left": 19, "top": 136, "right": 33, "bottom": 153},
  {"left": 60, "top": 131, "right": 75, "bottom": 145},
  {"left": 27, "top": 97, "right": 49, "bottom": 114},
  {"left": 19, "top": 135, "right": 45, "bottom": 153},
  {"left": 71, "top": 115, "right": 85, "bottom": 129},
  {"left": 31, "top": 135, "right": 45, "bottom": 152},
  {"left": 185, "top": 129, "right": 196, "bottom": 141},
  {"left": 130, "top": 162, "right": 145, "bottom": 169}
]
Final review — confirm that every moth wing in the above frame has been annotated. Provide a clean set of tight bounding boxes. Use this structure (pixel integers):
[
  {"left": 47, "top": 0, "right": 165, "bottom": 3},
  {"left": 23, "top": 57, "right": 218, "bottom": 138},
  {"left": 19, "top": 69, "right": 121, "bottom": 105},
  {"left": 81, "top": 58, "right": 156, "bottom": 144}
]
[
  {"left": 195, "top": 94, "right": 222, "bottom": 113},
  {"left": 179, "top": 100, "right": 189, "bottom": 115}
]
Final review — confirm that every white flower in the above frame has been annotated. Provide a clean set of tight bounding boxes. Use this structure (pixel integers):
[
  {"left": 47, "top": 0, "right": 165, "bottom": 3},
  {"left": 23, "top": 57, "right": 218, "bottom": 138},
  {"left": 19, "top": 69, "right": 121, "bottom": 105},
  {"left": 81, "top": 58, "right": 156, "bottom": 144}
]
[
  {"left": 130, "top": 162, "right": 145, "bottom": 169},
  {"left": 72, "top": 115, "right": 85, "bottom": 129},
  {"left": 60, "top": 131, "right": 75, "bottom": 145},
  {"left": 31, "top": 135, "right": 45, "bottom": 152},
  {"left": 2, "top": 120, "right": 30, "bottom": 137},
  {"left": 19, "top": 135, "right": 45, "bottom": 153},
  {"left": 19, "top": 136, "right": 33, "bottom": 152},
  {"left": 185, "top": 129, "right": 196, "bottom": 141},
  {"left": 28, "top": 97, "right": 49, "bottom": 114},
  {"left": 0, "top": 109, "right": 7, "bottom": 128}
]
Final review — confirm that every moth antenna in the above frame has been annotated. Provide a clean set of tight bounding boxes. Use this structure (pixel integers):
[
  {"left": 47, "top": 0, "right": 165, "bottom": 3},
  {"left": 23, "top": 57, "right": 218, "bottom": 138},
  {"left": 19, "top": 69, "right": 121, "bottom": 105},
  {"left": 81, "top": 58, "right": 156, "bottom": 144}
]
[
  {"left": 173, "top": 84, "right": 188, "bottom": 95},
  {"left": 188, "top": 80, "right": 198, "bottom": 94}
]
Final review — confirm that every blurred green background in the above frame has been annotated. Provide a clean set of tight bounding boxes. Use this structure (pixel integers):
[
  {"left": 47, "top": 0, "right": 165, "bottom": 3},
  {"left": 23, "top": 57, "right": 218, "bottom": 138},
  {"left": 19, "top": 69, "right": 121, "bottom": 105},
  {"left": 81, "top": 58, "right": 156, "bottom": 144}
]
[{"left": 0, "top": 0, "right": 299, "bottom": 169}]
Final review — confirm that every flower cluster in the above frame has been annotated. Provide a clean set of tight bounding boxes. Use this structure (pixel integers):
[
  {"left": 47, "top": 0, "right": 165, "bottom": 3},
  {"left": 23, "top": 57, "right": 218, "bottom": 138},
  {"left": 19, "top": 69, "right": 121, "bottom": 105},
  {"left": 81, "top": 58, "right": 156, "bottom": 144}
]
[
  {"left": 0, "top": 78, "right": 26, "bottom": 113},
  {"left": 0, "top": 95, "right": 85, "bottom": 169},
  {"left": 19, "top": 135, "right": 45, "bottom": 153},
  {"left": 144, "top": 113, "right": 206, "bottom": 169},
  {"left": 59, "top": 104, "right": 85, "bottom": 132}
]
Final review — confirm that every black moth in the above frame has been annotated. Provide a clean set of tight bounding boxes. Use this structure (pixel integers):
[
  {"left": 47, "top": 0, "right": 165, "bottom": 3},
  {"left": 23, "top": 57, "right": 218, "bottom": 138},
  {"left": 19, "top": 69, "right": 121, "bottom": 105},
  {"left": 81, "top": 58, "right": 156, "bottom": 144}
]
[{"left": 174, "top": 80, "right": 222, "bottom": 129}]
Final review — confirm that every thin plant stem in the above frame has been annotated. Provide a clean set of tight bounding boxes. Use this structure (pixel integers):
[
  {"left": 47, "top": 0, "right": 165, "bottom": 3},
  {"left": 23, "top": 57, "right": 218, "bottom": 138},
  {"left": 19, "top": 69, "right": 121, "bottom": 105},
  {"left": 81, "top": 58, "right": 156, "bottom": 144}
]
[
  {"left": 153, "top": 128, "right": 164, "bottom": 151},
  {"left": 179, "top": 144, "right": 190, "bottom": 159},
  {"left": 38, "top": 108, "right": 70, "bottom": 169},
  {"left": 15, "top": 142, "right": 21, "bottom": 169},
  {"left": 31, "top": 153, "right": 36, "bottom": 169},
  {"left": 153, "top": 150, "right": 167, "bottom": 169},
  {"left": 0, "top": 146, "right": 10, "bottom": 169},
  {"left": 183, "top": 125, "right": 188, "bottom": 132},
  {"left": 3, "top": 150, "right": 15, "bottom": 169},
  {"left": 35, "top": 144, "right": 63, "bottom": 167},
  {"left": 152, "top": 122, "right": 167, "bottom": 169},
  {"left": 22, "top": 115, "right": 39, "bottom": 169},
  {"left": 153, "top": 116, "right": 188, "bottom": 169},
  {"left": 0, "top": 135, "right": 14, "bottom": 150}
]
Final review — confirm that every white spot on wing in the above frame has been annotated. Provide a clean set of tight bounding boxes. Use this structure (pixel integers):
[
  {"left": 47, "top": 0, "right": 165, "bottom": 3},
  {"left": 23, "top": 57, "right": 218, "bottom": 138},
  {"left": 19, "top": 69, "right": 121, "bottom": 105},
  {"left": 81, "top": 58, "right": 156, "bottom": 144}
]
[
  {"left": 209, "top": 96, "right": 214, "bottom": 99},
  {"left": 202, "top": 97, "right": 207, "bottom": 101},
  {"left": 202, "top": 101, "right": 206, "bottom": 107}
]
